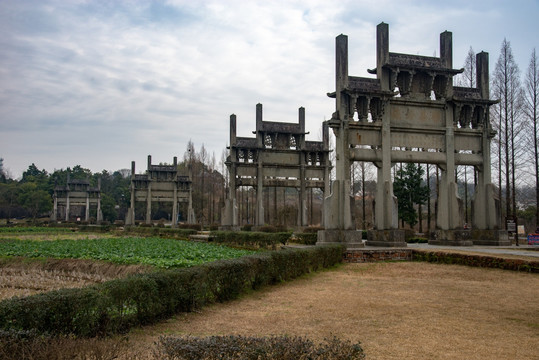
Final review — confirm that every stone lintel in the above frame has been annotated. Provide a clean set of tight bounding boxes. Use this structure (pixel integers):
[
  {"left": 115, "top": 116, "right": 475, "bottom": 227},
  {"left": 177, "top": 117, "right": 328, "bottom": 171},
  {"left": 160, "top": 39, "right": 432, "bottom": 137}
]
[
  {"left": 366, "top": 229, "right": 407, "bottom": 247},
  {"left": 317, "top": 229, "right": 365, "bottom": 249},
  {"left": 429, "top": 229, "right": 473, "bottom": 246},
  {"left": 470, "top": 229, "right": 510, "bottom": 246}
]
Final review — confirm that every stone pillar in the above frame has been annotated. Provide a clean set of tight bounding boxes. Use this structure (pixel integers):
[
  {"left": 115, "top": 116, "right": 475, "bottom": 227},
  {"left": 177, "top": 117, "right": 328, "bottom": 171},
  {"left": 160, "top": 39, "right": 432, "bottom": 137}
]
[
  {"left": 52, "top": 192, "right": 58, "bottom": 221},
  {"left": 299, "top": 107, "right": 307, "bottom": 227},
  {"left": 299, "top": 163, "right": 307, "bottom": 227},
  {"left": 221, "top": 114, "right": 238, "bottom": 229},
  {"left": 376, "top": 22, "right": 390, "bottom": 91},
  {"left": 367, "top": 102, "right": 405, "bottom": 247},
  {"left": 145, "top": 182, "right": 152, "bottom": 224},
  {"left": 65, "top": 193, "right": 70, "bottom": 222},
  {"left": 172, "top": 187, "right": 178, "bottom": 228},
  {"left": 96, "top": 178, "right": 103, "bottom": 223},
  {"left": 440, "top": 31, "right": 452, "bottom": 69},
  {"left": 187, "top": 161, "right": 196, "bottom": 224},
  {"left": 126, "top": 161, "right": 136, "bottom": 225},
  {"left": 322, "top": 121, "right": 331, "bottom": 228},
  {"left": 470, "top": 51, "right": 509, "bottom": 245},
  {"left": 256, "top": 160, "right": 264, "bottom": 226},
  {"left": 85, "top": 194, "right": 90, "bottom": 222},
  {"left": 317, "top": 33, "right": 363, "bottom": 248},
  {"left": 431, "top": 109, "right": 470, "bottom": 246}
]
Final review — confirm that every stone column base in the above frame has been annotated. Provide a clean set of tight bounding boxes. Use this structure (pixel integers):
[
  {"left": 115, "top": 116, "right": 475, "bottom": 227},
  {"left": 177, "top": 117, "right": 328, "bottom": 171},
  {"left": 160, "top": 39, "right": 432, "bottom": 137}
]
[
  {"left": 218, "top": 225, "right": 240, "bottom": 231},
  {"left": 429, "top": 230, "right": 473, "bottom": 246},
  {"left": 317, "top": 230, "right": 365, "bottom": 249},
  {"left": 471, "top": 230, "right": 510, "bottom": 246},
  {"left": 366, "top": 229, "right": 407, "bottom": 247}
]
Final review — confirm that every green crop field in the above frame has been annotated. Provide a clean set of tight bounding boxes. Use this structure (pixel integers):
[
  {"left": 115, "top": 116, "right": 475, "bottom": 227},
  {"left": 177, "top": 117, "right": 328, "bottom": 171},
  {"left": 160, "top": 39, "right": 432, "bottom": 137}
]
[{"left": 0, "top": 237, "right": 257, "bottom": 268}]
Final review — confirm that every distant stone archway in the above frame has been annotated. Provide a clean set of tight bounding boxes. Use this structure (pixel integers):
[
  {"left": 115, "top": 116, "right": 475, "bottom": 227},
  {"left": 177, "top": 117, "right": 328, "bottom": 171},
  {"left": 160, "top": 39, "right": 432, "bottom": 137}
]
[
  {"left": 125, "top": 155, "right": 195, "bottom": 226},
  {"left": 222, "top": 104, "right": 331, "bottom": 229}
]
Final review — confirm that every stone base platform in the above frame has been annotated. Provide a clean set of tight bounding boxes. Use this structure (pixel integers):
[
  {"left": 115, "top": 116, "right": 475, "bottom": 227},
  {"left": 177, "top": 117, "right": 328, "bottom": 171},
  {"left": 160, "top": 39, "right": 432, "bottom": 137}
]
[
  {"left": 218, "top": 225, "right": 240, "bottom": 231},
  {"left": 316, "top": 229, "right": 365, "bottom": 248},
  {"left": 429, "top": 229, "right": 510, "bottom": 246},
  {"left": 470, "top": 229, "right": 510, "bottom": 246},
  {"left": 429, "top": 230, "right": 473, "bottom": 246},
  {"left": 344, "top": 248, "right": 412, "bottom": 263},
  {"left": 366, "top": 229, "right": 407, "bottom": 247}
]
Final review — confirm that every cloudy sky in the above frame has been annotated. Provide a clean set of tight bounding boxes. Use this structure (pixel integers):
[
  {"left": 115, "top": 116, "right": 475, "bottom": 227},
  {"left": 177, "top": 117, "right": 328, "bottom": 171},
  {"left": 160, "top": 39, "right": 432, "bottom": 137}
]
[{"left": 1, "top": 0, "right": 537, "bottom": 178}]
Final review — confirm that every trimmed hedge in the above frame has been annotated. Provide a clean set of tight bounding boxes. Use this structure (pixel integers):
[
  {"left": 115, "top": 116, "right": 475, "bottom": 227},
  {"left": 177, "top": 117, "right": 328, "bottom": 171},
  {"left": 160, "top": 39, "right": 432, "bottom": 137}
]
[
  {"left": 412, "top": 250, "right": 539, "bottom": 273},
  {"left": 0, "top": 245, "right": 344, "bottom": 336},
  {"left": 406, "top": 237, "right": 428, "bottom": 244},
  {"left": 210, "top": 231, "right": 291, "bottom": 249},
  {"left": 292, "top": 233, "right": 318, "bottom": 245},
  {"left": 122, "top": 227, "right": 198, "bottom": 239},
  {"left": 156, "top": 335, "right": 365, "bottom": 359}
]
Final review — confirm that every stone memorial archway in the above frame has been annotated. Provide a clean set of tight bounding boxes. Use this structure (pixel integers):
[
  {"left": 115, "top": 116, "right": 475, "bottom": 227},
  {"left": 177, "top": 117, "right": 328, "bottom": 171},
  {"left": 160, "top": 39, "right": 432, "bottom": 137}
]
[{"left": 318, "top": 23, "right": 509, "bottom": 247}]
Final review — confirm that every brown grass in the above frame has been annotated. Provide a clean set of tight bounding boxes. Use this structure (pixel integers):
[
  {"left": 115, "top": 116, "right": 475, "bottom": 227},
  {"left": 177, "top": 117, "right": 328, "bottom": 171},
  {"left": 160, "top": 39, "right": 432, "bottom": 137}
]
[
  {"left": 122, "top": 262, "right": 538, "bottom": 360},
  {"left": 0, "top": 257, "right": 152, "bottom": 300},
  {"left": 416, "top": 247, "right": 539, "bottom": 262},
  {"left": 0, "top": 233, "right": 117, "bottom": 241}
]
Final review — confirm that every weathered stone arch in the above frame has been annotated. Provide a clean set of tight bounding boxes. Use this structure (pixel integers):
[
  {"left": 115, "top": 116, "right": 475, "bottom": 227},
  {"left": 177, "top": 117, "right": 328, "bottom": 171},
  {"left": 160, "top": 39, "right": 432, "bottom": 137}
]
[{"left": 318, "top": 22, "right": 508, "bottom": 248}]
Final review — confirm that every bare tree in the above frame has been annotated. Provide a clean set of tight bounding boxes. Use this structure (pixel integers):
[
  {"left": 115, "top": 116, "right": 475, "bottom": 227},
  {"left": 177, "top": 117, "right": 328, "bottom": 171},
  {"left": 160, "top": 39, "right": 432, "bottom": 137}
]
[
  {"left": 457, "top": 46, "right": 476, "bottom": 88},
  {"left": 523, "top": 49, "right": 539, "bottom": 224},
  {"left": 493, "top": 38, "right": 523, "bottom": 241}
]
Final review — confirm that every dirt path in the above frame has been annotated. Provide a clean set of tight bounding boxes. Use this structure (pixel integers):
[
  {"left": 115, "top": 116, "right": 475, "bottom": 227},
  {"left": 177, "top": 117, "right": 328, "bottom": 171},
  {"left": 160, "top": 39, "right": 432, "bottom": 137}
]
[{"left": 124, "top": 262, "right": 539, "bottom": 359}]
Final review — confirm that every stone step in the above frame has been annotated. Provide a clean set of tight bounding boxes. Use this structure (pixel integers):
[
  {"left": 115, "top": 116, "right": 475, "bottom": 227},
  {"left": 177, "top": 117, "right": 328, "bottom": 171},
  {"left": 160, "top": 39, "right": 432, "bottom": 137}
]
[{"left": 189, "top": 231, "right": 213, "bottom": 242}]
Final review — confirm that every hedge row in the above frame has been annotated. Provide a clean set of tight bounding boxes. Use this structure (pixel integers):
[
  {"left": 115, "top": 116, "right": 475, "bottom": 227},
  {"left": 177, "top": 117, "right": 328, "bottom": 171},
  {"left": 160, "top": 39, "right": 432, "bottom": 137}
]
[
  {"left": 291, "top": 233, "right": 318, "bottom": 245},
  {"left": 0, "top": 245, "right": 344, "bottom": 336},
  {"left": 156, "top": 335, "right": 365, "bottom": 360},
  {"left": 122, "top": 227, "right": 198, "bottom": 239},
  {"left": 412, "top": 250, "right": 539, "bottom": 272},
  {"left": 210, "top": 231, "right": 291, "bottom": 249},
  {"left": 406, "top": 237, "right": 429, "bottom": 244}
]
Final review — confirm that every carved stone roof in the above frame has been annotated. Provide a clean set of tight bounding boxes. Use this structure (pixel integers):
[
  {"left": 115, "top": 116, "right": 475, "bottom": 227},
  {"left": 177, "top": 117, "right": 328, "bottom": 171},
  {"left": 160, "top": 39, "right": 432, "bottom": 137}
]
[
  {"left": 257, "top": 121, "right": 305, "bottom": 135},
  {"left": 453, "top": 87, "right": 481, "bottom": 100},
  {"left": 68, "top": 179, "right": 90, "bottom": 185},
  {"left": 389, "top": 53, "right": 443, "bottom": 69},
  {"left": 305, "top": 141, "right": 325, "bottom": 151},
  {"left": 453, "top": 86, "right": 499, "bottom": 105},
  {"left": 349, "top": 77, "right": 381, "bottom": 91},
  {"left": 235, "top": 137, "right": 258, "bottom": 148},
  {"left": 382, "top": 52, "right": 462, "bottom": 75},
  {"left": 149, "top": 165, "right": 176, "bottom": 172}
]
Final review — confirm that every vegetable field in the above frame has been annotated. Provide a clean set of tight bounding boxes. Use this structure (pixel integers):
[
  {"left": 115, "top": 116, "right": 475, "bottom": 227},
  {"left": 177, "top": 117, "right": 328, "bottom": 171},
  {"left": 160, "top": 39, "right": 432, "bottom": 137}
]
[{"left": 0, "top": 237, "right": 257, "bottom": 268}]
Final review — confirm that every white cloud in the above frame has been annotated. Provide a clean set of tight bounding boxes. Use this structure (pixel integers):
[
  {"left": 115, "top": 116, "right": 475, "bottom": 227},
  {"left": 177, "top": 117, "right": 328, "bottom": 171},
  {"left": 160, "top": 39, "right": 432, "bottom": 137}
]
[{"left": 0, "top": 0, "right": 537, "bottom": 177}]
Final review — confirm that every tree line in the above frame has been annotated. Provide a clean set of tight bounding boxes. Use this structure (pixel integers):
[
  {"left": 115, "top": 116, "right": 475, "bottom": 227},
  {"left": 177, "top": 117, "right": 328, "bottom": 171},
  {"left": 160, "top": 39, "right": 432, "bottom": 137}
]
[{"left": 0, "top": 142, "right": 226, "bottom": 225}]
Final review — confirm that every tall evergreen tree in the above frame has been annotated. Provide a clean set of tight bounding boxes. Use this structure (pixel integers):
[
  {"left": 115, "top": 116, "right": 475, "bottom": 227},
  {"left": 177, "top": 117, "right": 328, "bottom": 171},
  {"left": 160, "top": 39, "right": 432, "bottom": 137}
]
[{"left": 393, "top": 163, "right": 429, "bottom": 228}]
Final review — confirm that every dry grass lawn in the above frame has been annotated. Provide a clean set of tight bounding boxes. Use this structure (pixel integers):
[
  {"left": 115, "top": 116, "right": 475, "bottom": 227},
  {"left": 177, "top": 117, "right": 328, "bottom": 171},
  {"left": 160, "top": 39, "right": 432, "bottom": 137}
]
[
  {"left": 0, "top": 257, "right": 151, "bottom": 300},
  {"left": 124, "top": 262, "right": 539, "bottom": 359}
]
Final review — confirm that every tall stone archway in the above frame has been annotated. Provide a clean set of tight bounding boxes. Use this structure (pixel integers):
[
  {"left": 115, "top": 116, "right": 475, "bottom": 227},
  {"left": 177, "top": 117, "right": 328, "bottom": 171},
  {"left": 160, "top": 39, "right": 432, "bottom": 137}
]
[{"left": 318, "top": 23, "right": 509, "bottom": 247}]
